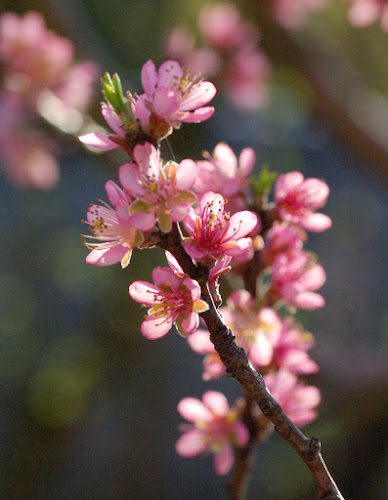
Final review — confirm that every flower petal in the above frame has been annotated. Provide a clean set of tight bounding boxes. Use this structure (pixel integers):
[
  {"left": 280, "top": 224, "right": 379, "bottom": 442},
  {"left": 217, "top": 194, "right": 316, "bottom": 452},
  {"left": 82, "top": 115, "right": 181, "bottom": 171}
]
[
  {"left": 175, "top": 429, "right": 207, "bottom": 457},
  {"left": 79, "top": 132, "right": 118, "bottom": 151},
  {"left": 177, "top": 397, "right": 212, "bottom": 422},
  {"left": 128, "top": 281, "right": 160, "bottom": 304}
]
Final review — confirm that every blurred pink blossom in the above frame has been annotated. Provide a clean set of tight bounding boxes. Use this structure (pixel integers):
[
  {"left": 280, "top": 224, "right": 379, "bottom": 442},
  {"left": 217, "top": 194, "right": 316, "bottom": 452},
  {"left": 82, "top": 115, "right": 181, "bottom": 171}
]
[
  {"left": 129, "top": 254, "right": 208, "bottom": 339},
  {"left": 176, "top": 391, "right": 249, "bottom": 475},
  {"left": 268, "top": 0, "right": 328, "bottom": 29},
  {"left": 263, "top": 222, "right": 307, "bottom": 265},
  {"left": 264, "top": 369, "right": 321, "bottom": 425},
  {"left": 271, "top": 250, "right": 326, "bottom": 309},
  {"left": 193, "top": 142, "right": 255, "bottom": 213},
  {"left": 164, "top": 3, "right": 271, "bottom": 111},
  {"left": 183, "top": 191, "right": 259, "bottom": 264},
  {"left": 345, "top": 0, "right": 388, "bottom": 31},
  {"left": 275, "top": 171, "right": 331, "bottom": 232}
]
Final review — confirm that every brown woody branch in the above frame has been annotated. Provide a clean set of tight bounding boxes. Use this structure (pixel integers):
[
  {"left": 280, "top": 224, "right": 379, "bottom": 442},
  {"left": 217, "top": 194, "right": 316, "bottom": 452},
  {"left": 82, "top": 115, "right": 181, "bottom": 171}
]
[{"left": 158, "top": 224, "right": 344, "bottom": 500}]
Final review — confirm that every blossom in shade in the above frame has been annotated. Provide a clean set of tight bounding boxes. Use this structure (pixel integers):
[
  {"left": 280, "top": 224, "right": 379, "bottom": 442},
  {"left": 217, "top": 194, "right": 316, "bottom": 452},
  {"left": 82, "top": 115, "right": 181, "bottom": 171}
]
[
  {"left": 183, "top": 191, "right": 259, "bottom": 264},
  {"left": 193, "top": 142, "right": 255, "bottom": 213},
  {"left": 118, "top": 142, "right": 196, "bottom": 233},
  {"left": 128, "top": 253, "right": 209, "bottom": 339},
  {"left": 187, "top": 329, "right": 226, "bottom": 381},
  {"left": 275, "top": 172, "right": 331, "bottom": 232},
  {"left": 220, "top": 291, "right": 282, "bottom": 367},
  {"left": 175, "top": 391, "right": 249, "bottom": 475},
  {"left": 272, "top": 318, "right": 319, "bottom": 374},
  {"left": 264, "top": 369, "right": 321, "bottom": 426},
  {"left": 271, "top": 250, "right": 326, "bottom": 309},
  {"left": 79, "top": 102, "right": 126, "bottom": 151},
  {"left": 263, "top": 222, "right": 307, "bottom": 265},
  {"left": 133, "top": 59, "right": 216, "bottom": 128},
  {"left": 345, "top": 0, "right": 388, "bottom": 31},
  {"left": 82, "top": 181, "right": 144, "bottom": 268}
]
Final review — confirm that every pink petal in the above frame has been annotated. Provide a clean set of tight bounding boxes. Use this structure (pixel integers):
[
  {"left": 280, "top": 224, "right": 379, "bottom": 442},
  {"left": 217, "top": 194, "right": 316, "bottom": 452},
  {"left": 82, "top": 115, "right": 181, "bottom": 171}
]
[
  {"left": 202, "top": 391, "right": 229, "bottom": 416},
  {"left": 118, "top": 163, "right": 143, "bottom": 196},
  {"left": 213, "top": 142, "right": 237, "bottom": 176},
  {"left": 165, "top": 250, "right": 184, "bottom": 275},
  {"left": 238, "top": 147, "right": 255, "bottom": 176},
  {"left": 152, "top": 87, "right": 179, "bottom": 118},
  {"left": 182, "top": 277, "right": 201, "bottom": 301},
  {"left": 157, "top": 60, "right": 183, "bottom": 88},
  {"left": 86, "top": 246, "right": 128, "bottom": 266},
  {"left": 302, "top": 213, "right": 332, "bottom": 232},
  {"left": 129, "top": 212, "right": 156, "bottom": 232},
  {"left": 176, "top": 159, "right": 196, "bottom": 190},
  {"left": 180, "top": 82, "right": 217, "bottom": 110},
  {"left": 183, "top": 241, "right": 207, "bottom": 260},
  {"left": 152, "top": 266, "right": 180, "bottom": 288},
  {"left": 301, "top": 179, "right": 329, "bottom": 207},
  {"left": 214, "top": 444, "right": 234, "bottom": 475},
  {"left": 293, "top": 291, "right": 325, "bottom": 310},
  {"left": 128, "top": 280, "right": 160, "bottom": 305},
  {"left": 249, "top": 335, "right": 274, "bottom": 366},
  {"left": 179, "top": 106, "right": 215, "bottom": 123},
  {"left": 133, "top": 142, "right": 160, "bottom": 178},
  {"left": 186, "top": 330, "right": 214, "bottom": 354},
  {"left": 132, "top": 95, "right": 150, "bottom": 127},
  {"left": 175, "top": 429, "right": 207, "bottom": 457},
  {"left": 181, "top": 312, "right": 199, "bottom": 334},
  {"left": 170, "top": 202, "right": 191, "bottom": 222},
  {"left": 141, "top": 59, "right": 158, "bottom": 96},
  {"left": 177, "top": 397, "right": 212, "bottom": 422},
  {"left": 141, "top": 316, "right": 173, "bottom": 339},
  {"left": 105, "top": 180, "right": 125, "bottom": 206},
  {"left": 298, "top": 264, "right": 326, "bottom": 291},
  {"left": 234, "top": 421, "right": 249, "bottom": 446},
  {"left": 224, "top": 211, "right": 258, "bottom": 240},
  {"left": 78, "top": 132, "right": 118, "bottom": 151},
  {"left": 101, "top": 102, "right": 124, "bottom": 136},
  {"left": 275, "top": 172, "right": 304, "bottom": 200}
]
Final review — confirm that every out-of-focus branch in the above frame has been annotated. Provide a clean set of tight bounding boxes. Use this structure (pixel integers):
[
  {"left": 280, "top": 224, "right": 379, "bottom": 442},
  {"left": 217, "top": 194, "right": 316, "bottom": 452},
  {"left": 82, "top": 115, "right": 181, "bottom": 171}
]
[{"left": 254, "top": 1, "right": 388, "bottom": 182}]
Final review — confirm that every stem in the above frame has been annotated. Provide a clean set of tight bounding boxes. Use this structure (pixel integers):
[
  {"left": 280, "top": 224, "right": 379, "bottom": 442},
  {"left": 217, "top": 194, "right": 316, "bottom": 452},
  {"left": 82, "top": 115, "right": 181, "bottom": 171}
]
[{"left": 159, "top": 224, "right": 344, "bottom": 500}]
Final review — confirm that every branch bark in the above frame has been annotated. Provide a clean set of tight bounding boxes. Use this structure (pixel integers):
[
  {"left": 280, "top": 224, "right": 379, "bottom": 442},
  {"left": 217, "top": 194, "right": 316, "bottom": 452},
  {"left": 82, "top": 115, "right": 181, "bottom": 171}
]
[{"left": 159, "top": 224, "right": 344, "bottom": 500}]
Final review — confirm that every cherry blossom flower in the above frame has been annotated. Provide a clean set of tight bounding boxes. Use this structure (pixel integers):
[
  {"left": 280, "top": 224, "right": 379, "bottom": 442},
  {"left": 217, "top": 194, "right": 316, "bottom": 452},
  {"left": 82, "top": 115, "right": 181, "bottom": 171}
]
[
  {"left": 82, "top": 180, "right": 144, "bottom": 268},
  {"left": 345, "top": 0, "right": 388, "bottom": 31},
  {"left": 118, "top": 142, "right": 196, "bottom": 233},
  {"left": 263, "top": 222, "right": 307, "bottom": 265},
  {"left": 193, "top": 142, "right": 255, "bottom": 213},
  {"left": 220, "top": 291, "right": 282, "bottom": 367},
  {"left": 187, "top": 329, "right": 226, "bottom": 381},
  {"left": 271, "top": 250, "right": 326, "bottom": 309},
  {"left": 269, "top": 0, "right": 328, "bottom": 30},
  {"left": 128, "top": 253, "right": 209, "bottom": 339},
  {"left": 134, "top": 59, "right": 216, "bottom": 128},
  {"left": 275, "top": 172, "right": 332, "bottom": 232},
  {"left": 264, "top": 369, "right": 321, "bottom": 426},
  {"left": 272, "top": 318, "right": 319, "bottom": 374},
  {"left": 183, "top": 191, "right": 259, "bottom": 264},
  {"left": 175, "top": 391, "right": 249, "bottom": 475}
]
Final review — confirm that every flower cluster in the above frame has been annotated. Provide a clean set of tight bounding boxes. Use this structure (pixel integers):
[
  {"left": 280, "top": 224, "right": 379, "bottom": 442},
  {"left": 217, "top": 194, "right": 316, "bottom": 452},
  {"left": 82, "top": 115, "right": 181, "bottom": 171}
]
[
  {"left": 0, "top": 11, "right": 98, "bottom": 189},
  {"left": 81, "top": 57, "right": 331, "bottom": 477},
  {"left": 164, "top": 2, "right": 271, "bottom": 110}
]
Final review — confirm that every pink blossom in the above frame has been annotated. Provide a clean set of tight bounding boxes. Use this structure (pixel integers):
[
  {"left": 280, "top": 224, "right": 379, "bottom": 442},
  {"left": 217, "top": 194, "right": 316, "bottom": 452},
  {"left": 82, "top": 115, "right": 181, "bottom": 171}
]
[
  {"left": 275, "top": 171, "right": 331, "bottom": 232},
  {"left": 264, "top": 369, "right": 321, "bottom": 426},
  {"left": 198, "top": 2, "right": 255, "bottom": 50},
  {"left": 271, "top": 250, "right": 326, "bottom": 309},
  {"left": 82, "top": 181, "right": 144, "bottom": 268},
  {"left": 79, "top": 102, "right": 126, "bottom": 151},
  {"left": 224, "top": 47, "right": 271, "bottom": 110},
  {"left": 118, "top": 142, "right": 196, "bottom": 233},
  {"left": 193, "top": 142, "right": 255, "bottom": 213},
  {"left": 134, "top": 59, "right": 216, "bottom": 128},
  {"left": 263, "top": 222, "right": 307, "bottom": 265},
  {"left": 187, "top": 330, "right": 226, "bottom": 380},
  {"left": 128, "top": 253, "right": 208, "bottom": 339},
  {"left": 345, "top": 0, "right": 388, "bottom": 31},
  {"left": 175, "top": 391, "right": 249, "bottom": 475},
  {"left": 183, "top": 191, "right": 259, "bottom": 264},
  {"left": 272, "top": 318, "right": 319, "bottom": 374},
  {"left": 269, "top": 0, "right": 328, "bottom": 30},
  {"left": 220, "top": 291, "right": 282, "bottom": 367}
]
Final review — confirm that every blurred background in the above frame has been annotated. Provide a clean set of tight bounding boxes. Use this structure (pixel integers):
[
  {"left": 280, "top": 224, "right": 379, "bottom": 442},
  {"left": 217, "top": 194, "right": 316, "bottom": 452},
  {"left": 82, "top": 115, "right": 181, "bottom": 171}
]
[{"left": 0, "top": 0, "right": 387, "bottom": 499}]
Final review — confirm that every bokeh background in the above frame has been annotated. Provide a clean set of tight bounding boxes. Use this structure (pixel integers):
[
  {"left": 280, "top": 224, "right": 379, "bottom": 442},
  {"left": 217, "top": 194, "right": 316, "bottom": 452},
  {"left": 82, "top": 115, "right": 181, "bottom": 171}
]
[{"left": 0, "top": 0, "right": 387, "bottom": 499}]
